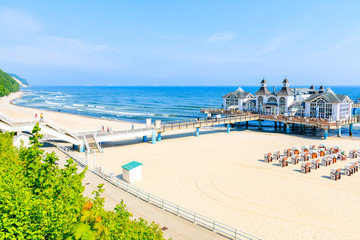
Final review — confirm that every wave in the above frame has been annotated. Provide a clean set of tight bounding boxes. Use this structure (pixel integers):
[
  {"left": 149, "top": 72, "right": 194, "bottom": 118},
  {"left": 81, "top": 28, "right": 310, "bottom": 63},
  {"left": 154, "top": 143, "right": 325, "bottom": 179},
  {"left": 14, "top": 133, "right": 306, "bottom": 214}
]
[
  {"left": 45, "top": 100, "right": 62, "bottom": 105},
  {"left": 63, "top": 105, "right": 75, "bottom": 109},
  {"left": 73, "top": 104, "right": 84, "bottom": 107}
]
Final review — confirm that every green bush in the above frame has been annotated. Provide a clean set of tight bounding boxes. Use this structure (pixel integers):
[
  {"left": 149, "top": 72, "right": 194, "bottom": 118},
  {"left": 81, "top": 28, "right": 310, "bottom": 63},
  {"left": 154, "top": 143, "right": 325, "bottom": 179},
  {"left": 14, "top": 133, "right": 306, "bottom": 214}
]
[{"left": 0, "top": 124, "right": 166, "bottom": 239}]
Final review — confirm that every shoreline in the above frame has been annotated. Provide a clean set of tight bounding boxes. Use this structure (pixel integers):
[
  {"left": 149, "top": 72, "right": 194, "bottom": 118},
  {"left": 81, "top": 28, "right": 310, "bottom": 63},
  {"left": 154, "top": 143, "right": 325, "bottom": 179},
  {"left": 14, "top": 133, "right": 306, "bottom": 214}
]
[{"left": 8, "top": 90, "right": 140, "bottom": 126}]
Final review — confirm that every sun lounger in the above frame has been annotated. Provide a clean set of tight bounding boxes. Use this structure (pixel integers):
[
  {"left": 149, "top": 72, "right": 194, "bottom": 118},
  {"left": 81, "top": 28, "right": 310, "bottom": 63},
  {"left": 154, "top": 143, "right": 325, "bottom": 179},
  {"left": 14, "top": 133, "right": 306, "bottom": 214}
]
[
  {"left": 330, "top": 168, "right": 341, "bottom": 181},
  {"left": 301, "top": 162, "right": 311, "bottom": 174}
]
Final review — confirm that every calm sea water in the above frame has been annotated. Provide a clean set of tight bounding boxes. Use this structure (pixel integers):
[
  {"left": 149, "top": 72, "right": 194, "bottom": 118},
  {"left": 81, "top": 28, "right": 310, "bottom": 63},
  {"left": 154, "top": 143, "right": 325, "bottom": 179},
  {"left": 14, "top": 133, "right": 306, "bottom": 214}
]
[{"left": 14, "top": 86, "right": 360, "bottom": 137}]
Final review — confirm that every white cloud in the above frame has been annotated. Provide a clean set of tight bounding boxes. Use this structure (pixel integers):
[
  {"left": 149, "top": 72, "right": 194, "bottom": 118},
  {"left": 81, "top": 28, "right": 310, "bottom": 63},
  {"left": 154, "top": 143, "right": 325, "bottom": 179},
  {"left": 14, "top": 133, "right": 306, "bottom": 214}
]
[
  {"left": 0, "top": 8, "right": 42, "bottom": 35},
  {"left": 207, "top": 32, "right": 236, "bottom": 42},
  {"left": 44, "top": 37, "right": 111, "bottom": 51}
]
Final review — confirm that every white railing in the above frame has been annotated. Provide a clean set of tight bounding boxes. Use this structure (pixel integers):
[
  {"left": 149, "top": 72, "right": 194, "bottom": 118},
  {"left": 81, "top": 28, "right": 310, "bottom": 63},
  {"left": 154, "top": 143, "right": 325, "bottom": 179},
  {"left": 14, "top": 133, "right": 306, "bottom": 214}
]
[
  {"left": 48, "top": 139, "right": 261, "bottom": 240},
  {"left": 93, "top": 134, "right": 103, "bottom": 153}
]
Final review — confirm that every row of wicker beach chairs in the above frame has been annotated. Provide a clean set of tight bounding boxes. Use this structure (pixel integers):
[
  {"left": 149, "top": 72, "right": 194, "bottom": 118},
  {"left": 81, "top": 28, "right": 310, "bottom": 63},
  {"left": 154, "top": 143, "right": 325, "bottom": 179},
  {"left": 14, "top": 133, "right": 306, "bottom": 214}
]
[{"left": 263, "top": 144, "right": 360, "bottom": 181}]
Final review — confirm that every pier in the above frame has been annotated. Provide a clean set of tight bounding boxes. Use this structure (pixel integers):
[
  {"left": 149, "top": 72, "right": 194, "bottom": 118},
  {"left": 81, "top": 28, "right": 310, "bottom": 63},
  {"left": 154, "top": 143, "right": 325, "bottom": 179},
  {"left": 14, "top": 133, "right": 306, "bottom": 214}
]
[
  {"left": 201, "top": 108, "right": 360, "bottom": 139},
  {"left": 1, "top": 106, "right": 359, "bottom": 153}
]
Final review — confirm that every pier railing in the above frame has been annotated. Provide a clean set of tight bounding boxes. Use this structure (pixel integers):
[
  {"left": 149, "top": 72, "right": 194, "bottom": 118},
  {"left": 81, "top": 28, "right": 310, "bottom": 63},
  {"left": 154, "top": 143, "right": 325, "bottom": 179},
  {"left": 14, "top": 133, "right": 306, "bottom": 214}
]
[
  {"left": 49, "top": 141, "right": 262, "bottom": 240},
  {"left": 159, "top": 115, "right": 260, "bottom": 132}
]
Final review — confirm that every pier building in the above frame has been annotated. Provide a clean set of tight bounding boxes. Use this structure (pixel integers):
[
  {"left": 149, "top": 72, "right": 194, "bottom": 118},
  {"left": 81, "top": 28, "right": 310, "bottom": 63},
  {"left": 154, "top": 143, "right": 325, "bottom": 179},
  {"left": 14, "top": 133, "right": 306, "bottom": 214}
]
[{"left": 222, "top": 78, "right": 353, "bottom": 121}]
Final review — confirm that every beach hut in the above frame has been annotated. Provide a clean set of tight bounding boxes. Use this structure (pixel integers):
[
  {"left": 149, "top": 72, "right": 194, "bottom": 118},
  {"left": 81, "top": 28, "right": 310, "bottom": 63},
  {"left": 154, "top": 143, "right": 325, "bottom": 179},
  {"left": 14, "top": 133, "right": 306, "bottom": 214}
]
[
  {"left": 330, "top": 154, "right": 337, "bottom": 164},
  {"left": 291, "top": 154, "right": 299, "bottom": 165},
  {"left": 318, "top": 143, "right": 326, "bottom": 150},
  {"left": 344, "top": 164, "right": 354, "bottom": 176},
  {"left": 309, "top": 145, "right": 316, "bottom": 151},
  {"left": 13, "top": 133, "right": 31, "bottom": 148},
  {"left": 292, "top": 147, "right": 300, "bottom": 155},
  {"left": 330, "top": 168, "right": 341, "bottom": 181},
  {"left": 301, "top": 152, "right": 310, "bottom": 162},
  {"left": 301, "top": 146, "right": 309, "bottom": 153},
  {"left": 279, "top": 157, "right": 289, "bottom": 167},
  {"left": 321, "top": 156, "right": 331, "bottom": 166},
  {"left": 326, "top": 147, "right": 334, "bottom": 155},
  {"left": 301, "top": 162, "right": 311, "bottom": 174},
  {"left": 273, "top": 151, "right": 280, "bottom": 160},
  {"left": 311, "top": 159, "right": 320, "bottom": 170},
  {"left": 121, "top": 161, "right": 143, "bottom": 183},
  {"left": 310, "top": 150, "right": 318, "bottom": 159},
  {"left": 350, "top": 162, "right": 358, "bottom": 172},
  {"left": 284, "top": 148, "right": 292, "bottom": 157},
  {"left": 349, "top": 150, "right": 358, "bottom": 159},
  {"left": 339, "top": 151, "right": 347, "bottom": 161},
  {"left": 264, "top": 153, "right": 273, "bottom": 163},
  {"left": 318, "top": 149, "right": 326, "bottom": 157}
]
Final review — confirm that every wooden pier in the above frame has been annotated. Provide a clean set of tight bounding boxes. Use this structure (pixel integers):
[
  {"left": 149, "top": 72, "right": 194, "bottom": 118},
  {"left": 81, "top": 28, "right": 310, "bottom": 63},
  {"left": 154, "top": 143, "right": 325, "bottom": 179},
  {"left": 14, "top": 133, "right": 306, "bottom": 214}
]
[{"left": 200, "top": 108, "right": 360, "bottom": 139}]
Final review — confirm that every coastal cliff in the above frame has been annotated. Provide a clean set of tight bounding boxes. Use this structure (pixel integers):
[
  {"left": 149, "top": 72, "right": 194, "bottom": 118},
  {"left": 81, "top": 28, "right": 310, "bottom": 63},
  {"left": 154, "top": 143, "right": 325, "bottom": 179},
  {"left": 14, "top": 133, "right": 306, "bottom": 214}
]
[
  {"left": 8, "top": 73, "right": 29, "bottom": 87},
  {"left": 0, "top": 69, "right": 20, "bottom": 97}
]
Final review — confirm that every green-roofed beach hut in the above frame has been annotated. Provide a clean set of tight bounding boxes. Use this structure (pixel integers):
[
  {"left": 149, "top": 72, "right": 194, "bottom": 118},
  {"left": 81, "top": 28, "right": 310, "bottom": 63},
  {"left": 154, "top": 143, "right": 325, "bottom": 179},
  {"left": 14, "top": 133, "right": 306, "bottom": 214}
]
[{"left": 121, "top": 161, "right": 143, "bottom": 183}]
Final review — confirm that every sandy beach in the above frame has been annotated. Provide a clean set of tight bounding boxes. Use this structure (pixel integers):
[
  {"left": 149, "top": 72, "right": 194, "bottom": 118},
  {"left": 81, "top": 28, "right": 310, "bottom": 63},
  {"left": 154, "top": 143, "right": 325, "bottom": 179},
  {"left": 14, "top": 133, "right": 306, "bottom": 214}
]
[{"left": 2, "top": 92, "right": 360, "bottom": 239}]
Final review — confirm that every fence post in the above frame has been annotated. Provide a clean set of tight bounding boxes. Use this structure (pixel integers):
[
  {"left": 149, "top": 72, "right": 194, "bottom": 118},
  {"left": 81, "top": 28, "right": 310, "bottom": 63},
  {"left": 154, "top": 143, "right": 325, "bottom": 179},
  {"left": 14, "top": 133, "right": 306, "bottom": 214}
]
[
  {"left": 161, "top": 199, "right": 164, "bottom": 209},
  {"left": 212, "top": 220, "right": 215, "bottom": 231},
  {"left": 137, "top": 189, "right": 139, "bottom": 197},
  {"left": 176, "top": 206, "right": 179, "bottom": 216},
  {"left": 194, "top": 213, "right": 196, "bottom": 224},
  {"left": 235, "top": 229, "right": 237, "bottom": 240}
]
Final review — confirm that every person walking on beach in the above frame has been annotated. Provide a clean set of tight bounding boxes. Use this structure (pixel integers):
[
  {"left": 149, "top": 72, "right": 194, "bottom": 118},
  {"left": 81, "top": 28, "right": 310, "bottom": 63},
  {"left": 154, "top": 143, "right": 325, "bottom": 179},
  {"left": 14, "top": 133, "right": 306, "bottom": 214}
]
[
  {"left": 40, "top": 113, "right": 44, "bottom": 122},
  {"left": 35, "top": 113, "right": 37, "bottom": 119}
]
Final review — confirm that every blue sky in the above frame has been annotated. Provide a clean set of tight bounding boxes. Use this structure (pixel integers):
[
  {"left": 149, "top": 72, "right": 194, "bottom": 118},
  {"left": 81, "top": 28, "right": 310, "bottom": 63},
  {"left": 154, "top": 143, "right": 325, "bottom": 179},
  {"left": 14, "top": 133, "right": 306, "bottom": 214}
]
[{"left": 0, "top": 1, "right": 359, "bottom": 86}]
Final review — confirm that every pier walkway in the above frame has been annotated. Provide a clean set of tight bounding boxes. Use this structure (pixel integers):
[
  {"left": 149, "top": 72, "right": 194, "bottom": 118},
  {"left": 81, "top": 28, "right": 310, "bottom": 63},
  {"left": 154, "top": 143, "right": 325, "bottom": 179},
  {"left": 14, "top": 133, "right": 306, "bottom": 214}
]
[{"left": 2, "top": 107, "right": 360, "bottom": 153}]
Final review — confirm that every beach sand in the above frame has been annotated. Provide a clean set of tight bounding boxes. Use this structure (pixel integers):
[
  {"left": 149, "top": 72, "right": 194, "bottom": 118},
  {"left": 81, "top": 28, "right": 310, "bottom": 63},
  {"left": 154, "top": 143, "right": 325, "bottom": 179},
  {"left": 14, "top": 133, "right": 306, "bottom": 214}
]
[{"left": 2, "top": 92, "right": 360, "bottom": 239}]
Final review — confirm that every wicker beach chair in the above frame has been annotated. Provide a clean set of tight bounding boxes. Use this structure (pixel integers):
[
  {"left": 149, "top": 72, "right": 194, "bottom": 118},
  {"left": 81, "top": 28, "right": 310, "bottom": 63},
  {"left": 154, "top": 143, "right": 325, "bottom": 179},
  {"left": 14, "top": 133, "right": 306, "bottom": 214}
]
[
  {"left": 330, "top": 168, "right": 341, "bottom": 181},
  {"left": 301, "top": 162, "right": 311, "bottom": 174}
]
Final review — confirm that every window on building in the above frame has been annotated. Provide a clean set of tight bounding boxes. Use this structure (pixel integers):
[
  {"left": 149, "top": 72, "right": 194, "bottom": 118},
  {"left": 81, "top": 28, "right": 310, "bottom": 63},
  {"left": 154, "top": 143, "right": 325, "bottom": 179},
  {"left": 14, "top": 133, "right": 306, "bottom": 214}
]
[
  {"left": 310, "top": 98, "right": 332, "bottom": 119},
  {"left": 226, "top": 95, "right": 238, "bottom": 108},
  {"left": 258, "top": 96, "right": 263, "bottom": 110},
  {"left": 279, "top": 97, "right": 286, "bottom": 114},
  {"left": 340, "top": 100, "right": 349, "bottom": 119},
  {"left": 268, "top": 97, "right": 277, "bottom": 103}
]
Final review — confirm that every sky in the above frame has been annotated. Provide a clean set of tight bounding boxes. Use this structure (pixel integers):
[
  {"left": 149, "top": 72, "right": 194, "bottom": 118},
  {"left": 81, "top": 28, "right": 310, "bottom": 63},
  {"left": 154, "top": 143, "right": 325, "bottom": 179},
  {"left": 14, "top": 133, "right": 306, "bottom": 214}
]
[{"left": 0, "top": 1, "right": 360, "bottom": 86}]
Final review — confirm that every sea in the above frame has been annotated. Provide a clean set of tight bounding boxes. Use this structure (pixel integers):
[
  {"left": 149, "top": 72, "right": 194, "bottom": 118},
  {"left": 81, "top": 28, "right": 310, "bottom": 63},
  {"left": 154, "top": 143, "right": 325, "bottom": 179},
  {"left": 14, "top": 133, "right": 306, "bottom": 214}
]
[{"left": 13, "top": 86, "right": 360, "bottom": 138}]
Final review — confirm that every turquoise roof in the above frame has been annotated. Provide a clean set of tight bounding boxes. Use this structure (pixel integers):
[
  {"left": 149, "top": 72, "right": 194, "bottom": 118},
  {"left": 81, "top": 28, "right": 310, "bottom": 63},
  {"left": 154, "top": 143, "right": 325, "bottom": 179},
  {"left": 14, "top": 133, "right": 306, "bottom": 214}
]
[{"left": 121, "top": 161, "right": 142, "bottom": 171}]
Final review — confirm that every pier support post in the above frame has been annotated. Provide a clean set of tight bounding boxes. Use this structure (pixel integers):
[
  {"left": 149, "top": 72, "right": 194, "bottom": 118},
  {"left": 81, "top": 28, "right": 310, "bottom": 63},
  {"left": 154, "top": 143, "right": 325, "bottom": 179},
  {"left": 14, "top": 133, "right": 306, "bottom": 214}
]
[
  {"left": 324, "top": 129, "right": 328, "bottom": 139},
  {"left": 350, "top": 124, "right": 353, "bottom": 136},
  {"left": 79, "top": 145, "right": 85, "bottom": 153},
  {"left": 337, "top": 128, "right": 341, "bottom": 137},
  {"left": 258, "top": 120, "right": 262, "bottom": 130},
  {"left": 286, "top": 124, "right": 290, "bottom": 134},
  {"left": 157, "top": 132, "right": 162, "bottom": 142},
  {"left": 196, "top": 127, "right": 200, "bottom": 137},
  {"left": 274, "top": 122, "right": 277, "bottom": 130},
  {"left": 227, "top": 124, "right": 230, "bottom": 133},
  {"left": 246, "top": 121, "right": 249, "bottom": 129},
  {"left": 292, "top": 124, "right": 295, "bottom": 130},
  {"left": 152, "top": 131, "right": 156, "bottom": 144},
  {"left": 301, "top": 124, "right": 305, "bottom": 133},
  {"left": 313, "top": 126, "right": 316, "bottom": 132},
  {"left": 143, "top": 136, "right": 148, "bottom": 142}
]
